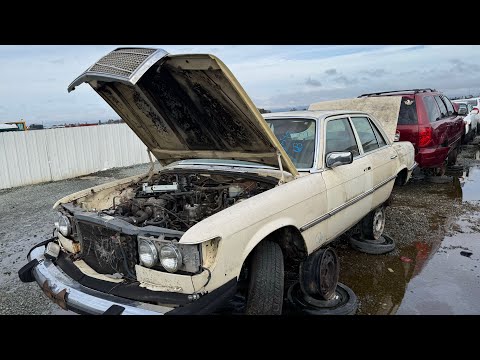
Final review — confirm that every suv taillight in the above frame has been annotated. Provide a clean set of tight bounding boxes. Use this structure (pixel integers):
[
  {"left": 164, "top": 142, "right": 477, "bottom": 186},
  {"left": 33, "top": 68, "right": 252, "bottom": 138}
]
[
  {"left": 394, "top": 130, "right": 400, "bottom": 142},
  {"left": 418, "top": 126, "right": 433, "bottom": 147}
]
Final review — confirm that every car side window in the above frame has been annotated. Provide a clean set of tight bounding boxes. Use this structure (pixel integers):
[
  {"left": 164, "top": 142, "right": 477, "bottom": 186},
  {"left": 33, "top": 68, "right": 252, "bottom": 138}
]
[
  {"left": 468, "top": 104, "right": 473, "bottom": 113},
  {"left": 325, "top": 118, "right": 360, "bottom": 157},
  {"left": 442, "top": 96, "right": 454, "bottom": 116},
  {"left": 434, "top": 96, "right": 448, "bottom": 118},
  {"left": 424, "top": 96, "right": 441, "bottom": 123},
  {"left": 351, "top": 117, "right": 380, "bottom": 153},
  {"left": 369, "top": 119, "right": 387, "bottom": 147}
]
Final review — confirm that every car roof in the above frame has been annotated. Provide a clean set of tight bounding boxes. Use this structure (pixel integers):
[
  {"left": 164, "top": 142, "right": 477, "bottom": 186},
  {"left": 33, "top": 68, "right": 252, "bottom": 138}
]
[{"left": 262, "top": 110, "right": 368, "bottom": 120}]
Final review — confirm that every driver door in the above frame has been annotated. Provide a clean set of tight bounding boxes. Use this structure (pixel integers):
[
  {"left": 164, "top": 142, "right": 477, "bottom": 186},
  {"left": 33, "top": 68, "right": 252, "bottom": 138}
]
[{"left": 321, "top": 117, "right": 373, "bottom": 240}]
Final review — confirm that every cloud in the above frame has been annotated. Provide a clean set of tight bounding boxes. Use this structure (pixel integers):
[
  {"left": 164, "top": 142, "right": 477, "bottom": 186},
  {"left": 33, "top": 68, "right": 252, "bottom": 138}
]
[
  {"left": 363, "top": 69, "right": 388, "bottom": 77},
  {"left": 449, "top": 59, "right": 480, "bottom": 74},
  {"left": 334, "top": 75, "right": 358, "bottom": 85},
  {"left": 305, "top": 77, "right": 322, "bottom": 87},
  {"left": 1, "top": 45, "right": 480, "bottom": 123}
]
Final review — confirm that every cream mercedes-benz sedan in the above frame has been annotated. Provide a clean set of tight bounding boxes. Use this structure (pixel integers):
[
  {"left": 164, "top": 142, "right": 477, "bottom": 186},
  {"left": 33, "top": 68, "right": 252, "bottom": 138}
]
[{"left": 19, "top": 48, "right": 416, "bottom": 315}]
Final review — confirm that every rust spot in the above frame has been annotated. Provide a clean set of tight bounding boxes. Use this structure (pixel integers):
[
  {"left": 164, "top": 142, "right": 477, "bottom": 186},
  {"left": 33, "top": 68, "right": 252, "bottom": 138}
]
[{"left": 42, "top": 281, "right": 68, "bottom": 310}]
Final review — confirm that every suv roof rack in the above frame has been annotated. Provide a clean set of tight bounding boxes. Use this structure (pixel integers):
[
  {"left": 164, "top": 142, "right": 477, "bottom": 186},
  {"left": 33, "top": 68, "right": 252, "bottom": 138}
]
[{"left": 358, "top": 88, "right": 438, "bottom": 98}]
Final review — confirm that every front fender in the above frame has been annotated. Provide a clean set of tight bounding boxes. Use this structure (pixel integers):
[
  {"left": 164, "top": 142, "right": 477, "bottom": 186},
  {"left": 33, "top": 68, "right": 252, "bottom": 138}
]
[{"left": 240, "top": 218, "right": 299, "bottom": 275}]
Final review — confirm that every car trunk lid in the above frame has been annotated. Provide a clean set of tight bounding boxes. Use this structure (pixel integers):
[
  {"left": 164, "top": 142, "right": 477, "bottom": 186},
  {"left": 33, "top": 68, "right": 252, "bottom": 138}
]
[{"left": 308, "top": 96, "right": 403, "bottom": 142}]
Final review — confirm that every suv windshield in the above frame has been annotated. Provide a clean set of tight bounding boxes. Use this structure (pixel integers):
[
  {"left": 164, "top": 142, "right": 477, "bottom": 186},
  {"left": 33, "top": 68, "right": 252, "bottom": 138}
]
[
  {"left": 266, "top": 118, "right": 316, "bottom": 169},
  {"left": 398, "top": 96, "right": 418, "bottom": 125}
]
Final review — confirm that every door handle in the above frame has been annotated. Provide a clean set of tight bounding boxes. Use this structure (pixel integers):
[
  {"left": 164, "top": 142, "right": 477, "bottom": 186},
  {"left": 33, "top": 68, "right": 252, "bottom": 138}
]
[
  {"left": 364, "top": 166, "right": 371, "bottom": 172},
  {"left": 390, "top": 155, "right": 397, "bottom": 159}
]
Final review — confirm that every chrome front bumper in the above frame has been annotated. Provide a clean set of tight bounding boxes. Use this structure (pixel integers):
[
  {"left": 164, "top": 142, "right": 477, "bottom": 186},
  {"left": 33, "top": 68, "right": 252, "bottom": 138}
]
[{"left": 28, "top": 246, "right": 173, "bottom": 315}]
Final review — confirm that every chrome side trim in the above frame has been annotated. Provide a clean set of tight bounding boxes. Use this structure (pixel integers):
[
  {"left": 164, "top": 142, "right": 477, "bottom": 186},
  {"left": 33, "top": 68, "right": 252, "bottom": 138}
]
[{"left": 300, "top": 174, "right": 397, "bottom": 232}]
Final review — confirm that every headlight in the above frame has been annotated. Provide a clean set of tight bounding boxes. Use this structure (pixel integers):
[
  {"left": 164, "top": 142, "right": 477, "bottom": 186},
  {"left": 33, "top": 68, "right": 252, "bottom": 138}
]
[
  {"left": 160, "top": 244, "right": 183, "bottom": 273},
  {"left": 55, "top": 213, "right": 71, "bottom": 237},
  {"left": 138, "top": 239, "right": 158, "bottom": 268}
]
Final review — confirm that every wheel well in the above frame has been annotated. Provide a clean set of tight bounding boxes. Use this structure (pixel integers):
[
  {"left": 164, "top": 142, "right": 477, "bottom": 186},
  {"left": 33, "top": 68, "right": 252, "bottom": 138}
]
[
  {"left": 241, "top": 226, "right": 308, "bottom": 272},
  {"left": 395, "top": 168, "right": 408, "bottom": 185}
]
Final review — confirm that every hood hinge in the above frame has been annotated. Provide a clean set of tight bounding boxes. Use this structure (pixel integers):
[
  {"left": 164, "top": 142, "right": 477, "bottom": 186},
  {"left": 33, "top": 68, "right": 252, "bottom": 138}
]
[{"left": 277, "top": 151, "right": 285, "bottom": 185}]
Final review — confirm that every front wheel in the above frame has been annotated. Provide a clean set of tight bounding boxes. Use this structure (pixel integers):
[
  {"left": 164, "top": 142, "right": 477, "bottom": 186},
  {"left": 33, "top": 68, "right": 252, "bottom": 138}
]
[
  {"left": 245, "top": 241, "right": 284, "bottom": 315},
  {"left": 361, "top": 206, "right": 386, "bottom": 240}
]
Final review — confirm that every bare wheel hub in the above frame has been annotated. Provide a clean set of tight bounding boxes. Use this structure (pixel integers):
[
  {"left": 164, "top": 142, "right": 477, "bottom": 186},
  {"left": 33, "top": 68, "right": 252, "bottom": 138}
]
[{"left": 372, "top": 208, "right": 385, "bottom": 239}]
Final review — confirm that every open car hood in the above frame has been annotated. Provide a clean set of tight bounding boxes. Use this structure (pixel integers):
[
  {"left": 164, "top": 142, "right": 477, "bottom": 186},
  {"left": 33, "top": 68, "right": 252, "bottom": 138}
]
[
  {"left": 68, "top": 48, "right": 298, "bottom": 176},
  {"left": 309, "top": 96, "right": 402, "bottom": 142}
]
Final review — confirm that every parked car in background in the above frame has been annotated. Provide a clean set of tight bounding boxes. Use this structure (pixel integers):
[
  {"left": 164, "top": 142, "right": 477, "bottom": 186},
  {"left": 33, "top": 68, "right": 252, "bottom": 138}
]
[
  {"left": 453, "top": 101, "right": 480, "bottom": 143},
  {"left": 19, "top": 47, "right": 415, "bottom": 315},
  {"left": 357, "top": 89, "right": 464, "bottom": 172}
]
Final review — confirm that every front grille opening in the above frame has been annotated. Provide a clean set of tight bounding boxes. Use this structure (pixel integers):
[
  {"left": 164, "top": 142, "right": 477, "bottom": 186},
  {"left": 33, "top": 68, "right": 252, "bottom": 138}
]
[{"left": 76, "top": 222, "right": 138, "bottom": 277}]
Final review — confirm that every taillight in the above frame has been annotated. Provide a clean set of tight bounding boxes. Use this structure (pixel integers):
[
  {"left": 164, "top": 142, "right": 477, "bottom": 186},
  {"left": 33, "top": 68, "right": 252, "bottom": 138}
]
[
  {"left": 394, "top": 130, "right": 400, "bottom": 142},
  {"left": 418, "top": 126, "right": 433, "bottom": 147}
]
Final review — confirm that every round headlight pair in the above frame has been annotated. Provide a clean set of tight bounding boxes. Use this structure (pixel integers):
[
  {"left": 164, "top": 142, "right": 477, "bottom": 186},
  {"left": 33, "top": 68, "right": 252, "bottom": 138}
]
[
  {"left": 54, "top": 213, "right": 71, "bottom": 236},
  {"left": 138, "top": 239, "right": 182, "bottom": 273}
]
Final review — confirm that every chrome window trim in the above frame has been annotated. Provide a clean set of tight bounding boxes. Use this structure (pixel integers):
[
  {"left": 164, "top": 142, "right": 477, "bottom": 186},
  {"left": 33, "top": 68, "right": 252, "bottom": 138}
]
[{"left": 264, "top": 116, "right": 320, "bottom": 172}]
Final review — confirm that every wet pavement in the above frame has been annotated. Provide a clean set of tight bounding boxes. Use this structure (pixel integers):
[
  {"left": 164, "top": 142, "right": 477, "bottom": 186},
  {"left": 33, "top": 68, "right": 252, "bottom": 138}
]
[
  {"left": 332, "top": 138, "right": 480, "bottom": 315},
  {"left": 1, "top": 139, "right": 480, "bottom": 315}
]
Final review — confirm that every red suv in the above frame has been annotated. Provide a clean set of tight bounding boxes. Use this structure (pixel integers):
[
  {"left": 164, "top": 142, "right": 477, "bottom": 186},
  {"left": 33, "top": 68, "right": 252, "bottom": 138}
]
[{"left": 358, "top": 89, "right": 464, "bottom": 170}]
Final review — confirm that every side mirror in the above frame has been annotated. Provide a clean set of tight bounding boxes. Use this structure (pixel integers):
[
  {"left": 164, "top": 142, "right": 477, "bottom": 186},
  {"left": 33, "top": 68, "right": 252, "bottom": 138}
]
[
  {"left": 326, "top": 151, "right": 353, "bottom": 168},
  {"left": 458, "top": 105, "right": 468, "bottom": 116}
]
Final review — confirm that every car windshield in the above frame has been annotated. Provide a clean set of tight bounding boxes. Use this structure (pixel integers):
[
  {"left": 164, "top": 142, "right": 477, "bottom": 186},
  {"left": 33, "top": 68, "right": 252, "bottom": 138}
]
[{"left": 265, "top": 118, "right": 316, "bottom": 169}]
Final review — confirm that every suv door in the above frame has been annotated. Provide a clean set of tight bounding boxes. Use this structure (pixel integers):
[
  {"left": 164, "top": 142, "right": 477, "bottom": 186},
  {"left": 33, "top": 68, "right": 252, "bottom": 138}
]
[
  {"left": 350, "top": 116, "right": 397, "bottom": 209},
  {"left": 321, "top": 117, "right": 373, "bottom": 240},
  {"left": 441, "top": 95, "right": 464, "bottom": 147}
]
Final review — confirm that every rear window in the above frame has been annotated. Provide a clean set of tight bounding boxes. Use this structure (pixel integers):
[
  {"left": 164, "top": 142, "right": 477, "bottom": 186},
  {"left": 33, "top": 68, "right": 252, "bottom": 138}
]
[{"left": 398, "top": 96, "right": 418, "bottom": 125}]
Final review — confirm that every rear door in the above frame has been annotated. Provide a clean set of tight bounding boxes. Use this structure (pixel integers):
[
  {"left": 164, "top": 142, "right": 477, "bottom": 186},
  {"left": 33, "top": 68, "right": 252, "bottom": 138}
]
[
  {"left": 321, "top": 116, "right": 372, "bottom": 240},
  {"left": 396, "top": 95, "right": 419, "bottom": 146},
  {"left": 350, "top": 116, "right": 397, "bottom": 209},
  {"left": 441, "top": 95, "right": 463, "bottom": 146},
  {"left": 424, "top": 95, "right": 448, "bottom": 146}
]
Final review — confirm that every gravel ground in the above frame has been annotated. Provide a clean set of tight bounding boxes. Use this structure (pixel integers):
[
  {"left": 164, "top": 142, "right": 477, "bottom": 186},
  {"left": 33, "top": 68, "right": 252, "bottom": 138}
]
[
  {"left": 2, "top": 137, "right": 480, "bottom": 315},
  {"left": 0, "top": 163, "right": 152, "bottom": 315}
]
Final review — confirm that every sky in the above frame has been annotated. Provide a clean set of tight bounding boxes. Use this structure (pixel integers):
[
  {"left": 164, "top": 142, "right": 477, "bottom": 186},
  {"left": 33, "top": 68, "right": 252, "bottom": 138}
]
[{"left": 1, "top": 45, "right": 480, "bottom": 125}]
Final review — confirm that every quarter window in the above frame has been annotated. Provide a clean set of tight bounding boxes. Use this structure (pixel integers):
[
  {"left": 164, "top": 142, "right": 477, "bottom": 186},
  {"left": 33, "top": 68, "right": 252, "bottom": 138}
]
[
  {"left": 369, "top": 119, "right": 387, "bottom": 147},
  {"left": 424, "top": 96, "right": 441, "bottom": 123},
  {"left": 325, "top": 118, "right": 360, "bottom": 157},
  {"left": 434, "top": 96, "right": 448, "bottom": 118},
  {"left": 351, "top": 117, "right": 380, "bottom": 153},
  {"left": 442, "top": 96, "right": 455, "bottom": 116}
]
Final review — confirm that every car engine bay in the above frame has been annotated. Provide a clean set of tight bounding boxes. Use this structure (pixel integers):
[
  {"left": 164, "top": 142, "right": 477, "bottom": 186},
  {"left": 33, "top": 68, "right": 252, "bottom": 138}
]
[{"left": 98, "top": 171, "right": 276, "bottom": 232}]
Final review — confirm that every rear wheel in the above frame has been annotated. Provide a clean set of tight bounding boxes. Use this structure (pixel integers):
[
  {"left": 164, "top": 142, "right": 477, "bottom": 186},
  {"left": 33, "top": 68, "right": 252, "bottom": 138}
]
[
  {"left": 447, "top": 144, "right": 459, "bottom": 166},
  {"left": 245, "top": 241, "right": 284, "bottom": 315},
  {"left": 361, "top": 206, "right": 385, "bottom": 240}
]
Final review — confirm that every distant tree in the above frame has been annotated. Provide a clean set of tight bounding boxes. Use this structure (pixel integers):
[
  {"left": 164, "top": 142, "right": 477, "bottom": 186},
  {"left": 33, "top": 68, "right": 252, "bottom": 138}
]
[
  {"left": 258, "top": 108, "right": 271, "bottom": 114},
  {"left": 289, "top": 107, "right": 297, "bottom": 111}
]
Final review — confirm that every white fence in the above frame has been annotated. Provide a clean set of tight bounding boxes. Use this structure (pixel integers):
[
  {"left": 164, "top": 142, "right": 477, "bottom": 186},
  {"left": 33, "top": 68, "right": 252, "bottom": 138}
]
[{"left": 0, "top": 124, "right": 151, "bottom": 190}]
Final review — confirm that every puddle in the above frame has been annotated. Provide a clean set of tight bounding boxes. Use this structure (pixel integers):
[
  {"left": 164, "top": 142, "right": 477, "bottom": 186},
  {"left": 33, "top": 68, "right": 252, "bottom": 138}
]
[
  {"left": 396, "top": 230, "right": 480, "bottom": 315},
  {"left": 458, "top": 166, "right": 480, "bottom": 202},
  {"left": 338, "top": 212, "right": 480, "bottom": 315}
]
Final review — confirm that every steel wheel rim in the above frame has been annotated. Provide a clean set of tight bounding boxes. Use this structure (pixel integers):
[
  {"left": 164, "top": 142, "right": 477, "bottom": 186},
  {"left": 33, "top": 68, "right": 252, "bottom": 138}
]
[
  {"left": 318, "top": 249, "right": 339, "bottom": 300},
  {"left": 373, "top": 208, "right": 385, "bottom": 239}
]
